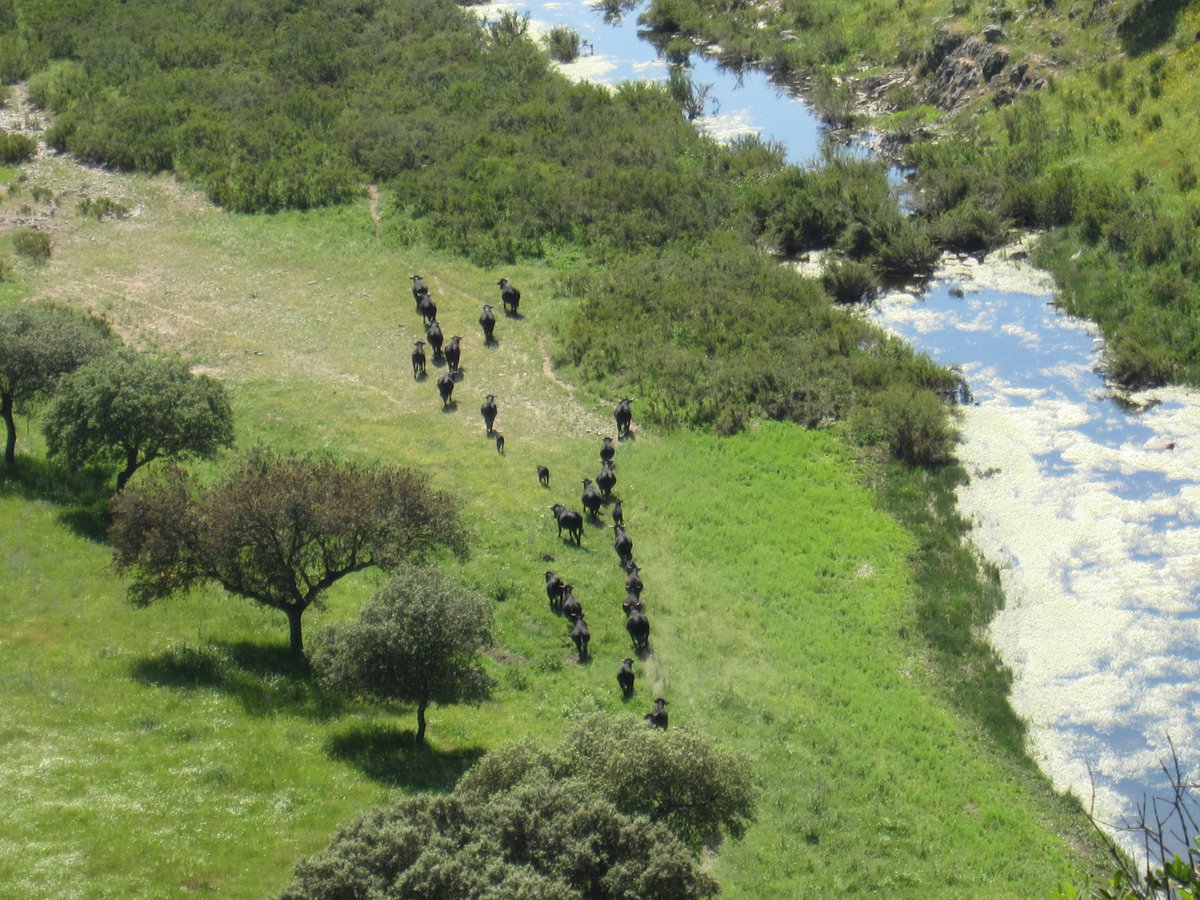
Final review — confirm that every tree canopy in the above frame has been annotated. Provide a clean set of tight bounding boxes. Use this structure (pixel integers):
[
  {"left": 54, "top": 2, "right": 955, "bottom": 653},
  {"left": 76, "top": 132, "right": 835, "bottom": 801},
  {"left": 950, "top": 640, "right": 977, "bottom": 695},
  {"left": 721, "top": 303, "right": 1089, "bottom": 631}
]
[
  {"left": 459, "top": 713, "right": 757, "bottom": 849},
  {"left": 108, "top": 450, "right": 471, "bottom": 654},
  {"left": 282, "top": 714, "right": 755, "bottom": 899},
  {"left": 0, "top": 302, "right": 116, "bottom": 469},
  {"left": 311, "top": 566, "right": 495, "bottom": 743},
  {"left": 283, "top": 776, "right": 715, "bottom": 900},
  {"left": 42, "top": 348, "right": 234, "bottom": 490}
]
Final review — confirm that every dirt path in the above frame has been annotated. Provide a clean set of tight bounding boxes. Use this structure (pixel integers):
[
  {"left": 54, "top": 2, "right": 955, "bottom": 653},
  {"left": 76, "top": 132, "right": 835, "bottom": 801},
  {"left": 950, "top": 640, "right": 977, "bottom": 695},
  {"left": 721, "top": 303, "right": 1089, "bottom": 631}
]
[{"left": 366, "top": 184, "right": 382, "bottom": 241}]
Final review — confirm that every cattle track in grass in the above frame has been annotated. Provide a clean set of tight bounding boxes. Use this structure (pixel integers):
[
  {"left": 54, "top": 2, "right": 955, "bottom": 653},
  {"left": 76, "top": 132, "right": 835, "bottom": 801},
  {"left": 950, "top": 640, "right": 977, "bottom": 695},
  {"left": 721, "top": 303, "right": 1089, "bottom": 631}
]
[{"left": 8, "top": 94, "right": 675, "bottom": 735}]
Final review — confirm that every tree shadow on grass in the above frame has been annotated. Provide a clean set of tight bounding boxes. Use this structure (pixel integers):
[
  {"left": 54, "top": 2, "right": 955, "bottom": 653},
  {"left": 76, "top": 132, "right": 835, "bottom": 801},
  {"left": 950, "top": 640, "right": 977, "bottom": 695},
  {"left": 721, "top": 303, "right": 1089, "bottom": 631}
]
[
  {"left": 327, "top": 720, "right": 485, "bottom": 790},
  {"left": 1, "top": 455, "right": 114, "bottom": 541},
  {"left": 130, "top": 639, "right": 348, "bottom": 720}
]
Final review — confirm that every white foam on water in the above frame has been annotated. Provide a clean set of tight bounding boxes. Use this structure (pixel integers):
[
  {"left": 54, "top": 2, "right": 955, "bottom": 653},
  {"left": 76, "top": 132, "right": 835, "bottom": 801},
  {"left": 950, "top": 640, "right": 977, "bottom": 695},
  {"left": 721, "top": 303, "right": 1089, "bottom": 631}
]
[{"left": 874, "top": 246, "right": 1200, "bottom": 846}]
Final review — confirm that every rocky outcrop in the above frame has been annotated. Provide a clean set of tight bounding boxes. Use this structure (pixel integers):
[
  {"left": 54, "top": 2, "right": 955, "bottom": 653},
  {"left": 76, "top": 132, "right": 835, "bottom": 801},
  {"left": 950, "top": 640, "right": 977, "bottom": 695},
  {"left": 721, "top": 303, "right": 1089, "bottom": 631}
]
[{"left": 924, "top": 30, "right": 1012, "bottom": 109}]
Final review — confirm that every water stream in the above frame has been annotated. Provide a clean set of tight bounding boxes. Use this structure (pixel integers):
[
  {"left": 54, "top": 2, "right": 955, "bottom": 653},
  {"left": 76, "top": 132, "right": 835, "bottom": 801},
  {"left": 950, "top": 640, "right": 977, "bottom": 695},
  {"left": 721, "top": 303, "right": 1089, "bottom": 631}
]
[{"left": 474, "top": 0, "right": 1200, "bottom": 849}]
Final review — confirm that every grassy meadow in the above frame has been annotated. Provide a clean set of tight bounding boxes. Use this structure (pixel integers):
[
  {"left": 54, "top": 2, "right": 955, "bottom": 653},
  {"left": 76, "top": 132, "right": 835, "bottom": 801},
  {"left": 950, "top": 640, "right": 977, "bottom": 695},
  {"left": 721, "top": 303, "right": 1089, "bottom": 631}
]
[{"left": 0, "top": 151, "right": 1105, "bottom": 895}]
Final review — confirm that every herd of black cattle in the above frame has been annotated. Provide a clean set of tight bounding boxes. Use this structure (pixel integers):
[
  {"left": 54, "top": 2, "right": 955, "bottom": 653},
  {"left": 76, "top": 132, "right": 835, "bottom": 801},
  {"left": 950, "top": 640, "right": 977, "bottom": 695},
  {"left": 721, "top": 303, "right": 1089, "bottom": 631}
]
[{"left": 406, "top": 275, "right": 667, "bottom": 731}]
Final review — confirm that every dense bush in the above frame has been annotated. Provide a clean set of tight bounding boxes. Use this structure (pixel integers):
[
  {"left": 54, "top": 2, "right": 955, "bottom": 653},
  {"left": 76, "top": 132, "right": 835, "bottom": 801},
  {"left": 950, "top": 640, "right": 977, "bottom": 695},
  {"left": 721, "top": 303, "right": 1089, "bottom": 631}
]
[
  {"left": 12, "top": 228, "right": 50, "bottom": 263},
  {"left": 284, "top": 715, "right": 754, "bottom": 899},
  {"left": 0, "top": 131, "right": 36, "bottom": 164},
  {"left": 821, "top": 255, "right": 875, "bottom": 303},
  {"left": 1, "top": 0, "right": 930, "bottom": 277},
  {"left": 562, "top": 238, "right": 963, "bottom": 462}
]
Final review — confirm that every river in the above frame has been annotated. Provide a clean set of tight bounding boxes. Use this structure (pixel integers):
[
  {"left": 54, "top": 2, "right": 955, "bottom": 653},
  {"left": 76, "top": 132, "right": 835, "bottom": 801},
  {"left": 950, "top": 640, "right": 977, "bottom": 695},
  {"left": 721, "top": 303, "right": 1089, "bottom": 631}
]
[{"left": 474, "top": 0, "right": 1200, "bottom": 852}]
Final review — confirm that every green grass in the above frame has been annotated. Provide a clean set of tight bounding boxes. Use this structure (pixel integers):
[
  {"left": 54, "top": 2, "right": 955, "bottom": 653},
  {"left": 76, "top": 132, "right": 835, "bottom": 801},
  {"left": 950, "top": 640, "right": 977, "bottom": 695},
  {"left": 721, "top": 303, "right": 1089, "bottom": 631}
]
[{"left": 0, "top": 154, "right": 1105, "bottom": 895}]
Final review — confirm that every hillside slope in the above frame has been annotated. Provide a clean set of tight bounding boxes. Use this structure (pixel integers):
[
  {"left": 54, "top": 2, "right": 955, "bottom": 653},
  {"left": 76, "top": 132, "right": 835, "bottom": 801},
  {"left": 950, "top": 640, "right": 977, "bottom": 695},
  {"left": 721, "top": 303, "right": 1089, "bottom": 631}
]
[{"left": 0, "top": 103, "right": 1106, "bottom": 895}]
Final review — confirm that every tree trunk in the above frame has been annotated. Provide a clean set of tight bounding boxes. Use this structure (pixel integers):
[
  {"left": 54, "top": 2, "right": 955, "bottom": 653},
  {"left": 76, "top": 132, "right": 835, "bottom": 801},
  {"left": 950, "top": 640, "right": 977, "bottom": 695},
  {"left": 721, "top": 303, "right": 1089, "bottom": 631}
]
[
  {"left": 2, "top": 392, "right": 15, "bottom": 470},
  {"left": 115, "top": 446, "right": 139, "bottom": 492},
  {"left": 286, "top": 605, "right": 305, "bottom": 657},
  {"left": 416, "top": 698, "right": 427, "bottom": 744}
]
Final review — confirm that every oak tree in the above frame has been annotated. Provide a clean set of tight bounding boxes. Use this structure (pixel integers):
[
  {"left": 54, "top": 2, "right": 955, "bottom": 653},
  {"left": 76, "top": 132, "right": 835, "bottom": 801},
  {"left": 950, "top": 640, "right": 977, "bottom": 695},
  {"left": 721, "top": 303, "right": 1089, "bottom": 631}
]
[
  {"left": 310, "top": 566, "right": 494, "bottom": 743},
  {"left": 43, "top": 349, "right": 234, "bottom": 490},
  {"left": 109, "top": 450, "right": 470, "bottom": 655},
  {"left": 0, "top": 303, "right": 116, "bottom": 470},
  {"left": 284, "top": 767, "right": 718, "bottom": 900},
  {"left": 284, "top": 715, "right": 755, "bottom": 898}
]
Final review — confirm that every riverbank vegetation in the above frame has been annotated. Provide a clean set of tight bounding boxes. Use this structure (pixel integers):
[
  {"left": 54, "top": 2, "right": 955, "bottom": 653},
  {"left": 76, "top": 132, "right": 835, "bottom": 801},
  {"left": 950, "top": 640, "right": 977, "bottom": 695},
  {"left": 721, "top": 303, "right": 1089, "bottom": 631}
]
[
  {"left": 638, "top": 0, "right": 1200, "bottom": 388},
  {"left": 0, "top": 0, "right": 1113, "bottom": 894}
]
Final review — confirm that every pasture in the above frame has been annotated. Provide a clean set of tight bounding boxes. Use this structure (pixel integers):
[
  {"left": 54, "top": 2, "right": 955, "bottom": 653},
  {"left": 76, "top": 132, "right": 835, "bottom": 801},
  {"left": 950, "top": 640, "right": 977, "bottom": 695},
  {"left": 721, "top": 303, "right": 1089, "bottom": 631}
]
[{"left": 0, "top": 151, "right": 1102, "bottom": 895}]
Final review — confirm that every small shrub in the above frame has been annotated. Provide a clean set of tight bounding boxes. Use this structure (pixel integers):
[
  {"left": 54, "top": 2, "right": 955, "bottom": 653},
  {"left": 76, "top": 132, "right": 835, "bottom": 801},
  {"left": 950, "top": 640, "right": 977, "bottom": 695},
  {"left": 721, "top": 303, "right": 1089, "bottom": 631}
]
[
  {"left": 77, "top": 196, "right": 130, "bottom": 220},
  {"left": 872, "top": 217, "right": 940, "bottom": 276},
  {"left": 0, "top": 131, "right": 37, "bottom": 164},
  {"left": 12, "top": 228, "right": 51, "bottom": 263},
  {"left": 929, "top": 199, "right": 1007, "bottom": 251},
  {"left": 543, "top": 25, "right": 582, "bottom": 63},
  {"left": 1174, "top": 161, "right": 1197, "bottom": 193},
  {"left": 1134, "top": 218, "right": 1177, "bottom": 265},
  {"left": 821, "top": 256, "right": 876, "bottom": 303},
  {"left": 809, "top": 75, "right": 856, "bottom": 128},
  {"left": 30, "top": 186, "right": 53, "bottom": 203},
  {"left": 1031, "top": 164, "right": 1079, "bottom": 226},
  {"left": 0, "top": 256, "right": 13, "bottom": 282},
  {"left": 856, "top": 384, "right": 959, "bottom": 467}
]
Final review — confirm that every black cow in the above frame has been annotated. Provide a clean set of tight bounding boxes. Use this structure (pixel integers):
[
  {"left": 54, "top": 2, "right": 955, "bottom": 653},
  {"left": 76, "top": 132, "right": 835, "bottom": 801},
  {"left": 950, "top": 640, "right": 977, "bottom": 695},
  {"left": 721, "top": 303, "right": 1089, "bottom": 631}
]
[
  {"left": 626, "top": 606, "right": 649, "bottom": 652},
  {"left": 551, "top": 504, "right": 584, "bottom": 545},
  {"left": 613, "top": 524, "right": 633, "bottom": 564},
  {"left": 622, "top": 591, "right": 644, "bottom": 617},
  {"left": 581, "top": 478, "right": 603, "bottom": 520},
  {"left": 600, "top": 436, "right": 615, "bottom": 465},
  {"left": 481, "top": 395, "right": 498, "bottom": 435},
  {"left": 611, "top": 497, "right": 624, "bottom": 528},
  {"left": 418, "top": 293, "right": 438, "bottom": 326},
  {"left": 437, "top": 373, "right": 455, "bottom": 407},
  {"left": 537, "top": 465, "right": 550, "bottom": 488},
  {"left": 615, "top": 398, "right": 632, "bottom": 439},
  {"left": 494, "top": 432, "right": 505, "bottom": 455},
  {"left": 625, "top": 564, "right": 642, "bottom": 596},
  {"left": 479, "top": 304, "right": 497, "bottom": 343},
  {"left": 617, "top": 658, "right": 635, "bottom": 700},
  {"left": 410, "top": 274, "right": 429, "bottom": 305},
  {"left": 426, "top": 320, "right": 444, "bottom": 359},
  {"left": 411, "top": 340, "right": 426, "bottom": 380},
  {"left": 596, "top": 461, "right": 616, "bottom": 500},
  {"left": 561, "top": 585, "right": 582, "bottom": 623},
  {"left": 497, "top": 278, "right": 520, "bottom": 315},
  {"left": 571, "top": 616, "right": 590, "bottom": 661},
  {"left": 645, "top": 697, "right": 668, "bottom": 730},
  {"left": 545, "top": 570, "right": 566, "bottom": 612},
  {"left": 444, "top": 336, "right": 462, "bottom": 375}
]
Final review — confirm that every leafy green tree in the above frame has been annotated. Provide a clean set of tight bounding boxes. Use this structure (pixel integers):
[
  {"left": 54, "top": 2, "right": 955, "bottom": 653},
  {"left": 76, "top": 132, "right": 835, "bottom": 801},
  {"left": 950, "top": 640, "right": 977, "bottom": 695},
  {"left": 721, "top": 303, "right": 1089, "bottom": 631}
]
[
  {"left": 283, "top": 776, "right": 717, "bottom": 900},
  {"left": 0, "top": 303, "right": 115, "bottom": 470},
  {"left": 109, "top": 451, "right": 470, "bottom": 655},
  {"left": 460, "top": 713, "right": 757, "bottom": 848},
  {"left": 43, "top": 349, "right": 233, "bottom": 490},
  {"left": 311, "top": 566, "right": 494, "bottom": 743}
]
